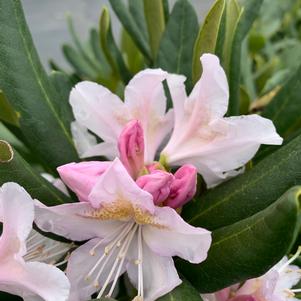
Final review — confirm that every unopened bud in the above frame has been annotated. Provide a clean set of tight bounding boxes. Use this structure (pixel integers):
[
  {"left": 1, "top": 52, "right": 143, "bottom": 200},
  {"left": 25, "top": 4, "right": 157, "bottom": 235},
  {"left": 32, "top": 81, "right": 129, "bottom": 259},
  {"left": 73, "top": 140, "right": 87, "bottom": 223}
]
[
  {"left": 57, "top": 161, "right": 110, "bottom": 202},
  {"left": 164, "top": 165, "right": 197, "bottom": 209},
  {"left": 118, "top": 120, "right": 145, "bottom": 179}
]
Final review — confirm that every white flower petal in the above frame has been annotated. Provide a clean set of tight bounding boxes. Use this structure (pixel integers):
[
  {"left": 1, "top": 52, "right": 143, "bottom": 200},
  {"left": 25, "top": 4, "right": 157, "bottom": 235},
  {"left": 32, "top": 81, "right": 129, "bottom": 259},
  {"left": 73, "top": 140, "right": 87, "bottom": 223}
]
[
  {"left": 70, "top": 81, "right": 125, "bottom": 142},
  {"left": 66, "top": 238, "right": 126, "bottom": 301},
  {"left": 89, "top": 158, "right": 155, "bottom": 214},
  {"left": 0, "top": 258, "right": 70, "bottom": 301},
  {"left": 34, "top": 200, "right": 122, "bottom": 241},
  {"left": 143, "top": 206, "right": 211, "bottom": 264},
  {"left": 189, "top": 54, "right": 229, "bottom": 120},
  {"left": 0, "top": 183, "right": 34, "bottom": 257},
  {"left": 124, "top": 69, "right": 173, "bottom": 162},
  {"left": 127, "top": 243, "right": 181, "bottom": 301}
]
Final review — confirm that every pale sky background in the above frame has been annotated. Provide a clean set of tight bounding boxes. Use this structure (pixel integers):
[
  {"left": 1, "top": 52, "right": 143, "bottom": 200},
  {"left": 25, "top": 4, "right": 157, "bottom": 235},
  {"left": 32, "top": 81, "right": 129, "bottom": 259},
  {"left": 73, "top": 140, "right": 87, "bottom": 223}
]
[{"left": 22, "top": 0, "right": 214, "bottom": 69}]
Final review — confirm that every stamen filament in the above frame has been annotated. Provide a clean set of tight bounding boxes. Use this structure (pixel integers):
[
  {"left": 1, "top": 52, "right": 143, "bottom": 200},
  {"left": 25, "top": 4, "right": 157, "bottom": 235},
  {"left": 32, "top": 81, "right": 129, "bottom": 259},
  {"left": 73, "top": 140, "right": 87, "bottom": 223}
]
[
  {"left": 278, "top": 246, "right": 301, "bottom": 273},
  {"left": 26, "top": 237, "right": 46, "bottom": 253},
  {"left": 87, "top": 223, "right": 135, "bottom": 282},
  {"left": 137, "top": 225, "right": 143, "bottom": 298},
  {"left": 97, "top": 224, "right": 138, "bottom": 299}
]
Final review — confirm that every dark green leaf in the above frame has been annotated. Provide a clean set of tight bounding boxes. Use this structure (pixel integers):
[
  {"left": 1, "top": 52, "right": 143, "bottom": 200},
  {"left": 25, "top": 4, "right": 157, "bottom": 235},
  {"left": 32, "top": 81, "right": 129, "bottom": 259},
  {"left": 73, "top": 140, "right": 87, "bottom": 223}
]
[
  {"left": 192, "top": 0, "right": 225, "bottom": 84},
  {"left": 227, "top": 0, "right": 263, "bottom": 115},
  {"left": 262, "top": 65, "right": 301, "bottom": 138},
  {"left": 99, "top": 7, "right": 132, "bottom": 85},
  {"left": 108, "top": 0, "right": 151, "bottom": 61},
  {"left": 222, "top": 0, "right": 241, "bottom": 75},
  {"left": 179, "top": 186, "right": 301, "bottom": 292},
  {"left": 183, "top": 131, "right": 301, "bottom": 230},
  {"left": 157, "top": 279, "right": 203, "bottom": 301},
  {"left": 0, "top": 90, "right": 19, "bottom": 126},
  {"left": 63, "top": 44, "right": 99, "bottom": 80},
  {"left": 128, "top": 0, "right": 148, "bottom": 41},
  {"left": 67, "top": 15, "right": 101, "bottom": 74},
  {"left": 0, "top": 143, "right": 72, "bottom": 205},
  {"left": 0, "top": 0, "right": 78, "bottom": 169},
  {"left": 144, "top": 0, "right": 165, "bottom": 59},
  {"left": 0, "top": 292, "right": 21, "bottom": 301},
  {"left": 49, "top": 71, "right": 74, "bottom": 130},
  {"left": 156, "top": 0, "right": 198, "bottom": 91}
]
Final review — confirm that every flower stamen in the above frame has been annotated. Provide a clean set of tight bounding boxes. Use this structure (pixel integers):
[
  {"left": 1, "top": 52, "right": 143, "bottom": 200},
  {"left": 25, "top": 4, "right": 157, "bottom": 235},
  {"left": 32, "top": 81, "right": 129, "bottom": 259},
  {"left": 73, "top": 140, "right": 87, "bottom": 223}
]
[
  {"left": 278, "top": 246, "right": 301, "bottom": 273},
  {"left": 97, "top": 223, "right": 138, "bottom": 299}
]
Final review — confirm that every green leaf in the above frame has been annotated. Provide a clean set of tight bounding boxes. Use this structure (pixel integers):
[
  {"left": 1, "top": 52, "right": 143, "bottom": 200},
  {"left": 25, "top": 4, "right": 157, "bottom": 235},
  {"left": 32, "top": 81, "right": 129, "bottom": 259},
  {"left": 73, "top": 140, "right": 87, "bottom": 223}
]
[
  {"left": 227, "top": 0, "right": 263, "bottom": 115},
  {"left": 121, "top": 29, "right": 144, "bottom": 74},
  {"left": 144, "top": 0, "right": 165, "bottom": 59},
  {"left": 108, "top": 0, "right": 151, "bottom": 61},
  {"left": 0, "top": 122, "right": 28, "bottom": 156},
  {"left": 192, "top": 0, "right": 225, "bottom": 84},
  {"left": 67, "top": 15, "right": 101, "bottom": 74},
  {"left": 0, "top": 292, "right": 21, "bottom": 301},
  {"left": 0, "top": 142, "right": 72, "bottom": 205},
  {"left": 156, "top": 0, "right": 198, "bottom": 91},
  {"left": 99, "top": 7, "right": 132, "bottom": 84},
  {"left": 0, "top": 90, "right": 19, "bottom": 126},
  {"left": 48, "top": 71, "right": 74, "bottom": 130},
  {"left": 157, "top": 279, "right": 203, "bottom": 301},
  {"left": 183, "top": 131, "right": 301, "bottom": 230},
  {"left": 62, "top": 44, "right": 99, "bottom": 80},
  {"left": 262, "top": 65, "right": 301, "bottom": 138},
  {"left": 128, "top": 0, "right": 148, "bottom": 41},
  {"left": 222, "top": 0, "right": 241, "bottom": 75},
  {"left": 0, "top": 0, "right": 78, "bottom": 170},
  {"left": 179, "top": 186, "right": 301, "bottom": 292}
]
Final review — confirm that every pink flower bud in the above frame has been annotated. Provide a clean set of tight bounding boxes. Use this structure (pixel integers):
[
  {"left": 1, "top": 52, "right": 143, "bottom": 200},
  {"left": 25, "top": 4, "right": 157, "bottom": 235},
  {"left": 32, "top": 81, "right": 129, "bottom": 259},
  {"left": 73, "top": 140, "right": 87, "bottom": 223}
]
[
  {"left": 136, "top": 170, "right": 174, "bottom": 205},
  {"left": 118, "top": 120, "right": 145, "bottom": 179},
  {"left": 164, "top": 164, "right": 197, "bottom": 209},
  {"left": 57, "top": 161, "right": 110, "bottom": 202}
]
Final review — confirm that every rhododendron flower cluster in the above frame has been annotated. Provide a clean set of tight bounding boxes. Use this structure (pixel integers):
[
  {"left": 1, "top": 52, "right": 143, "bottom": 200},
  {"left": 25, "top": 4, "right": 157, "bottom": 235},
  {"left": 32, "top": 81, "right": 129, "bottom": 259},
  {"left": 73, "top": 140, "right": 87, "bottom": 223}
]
[{"left": 0, "top": 53, "right": 288, "bottom": 301}]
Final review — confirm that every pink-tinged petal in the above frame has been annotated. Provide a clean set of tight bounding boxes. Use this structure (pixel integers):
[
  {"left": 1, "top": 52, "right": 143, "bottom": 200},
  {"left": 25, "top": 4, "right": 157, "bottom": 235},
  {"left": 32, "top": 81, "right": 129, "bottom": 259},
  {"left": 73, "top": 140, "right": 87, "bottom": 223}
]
[
  {"left": 118, "top": 120, "right": 145, "bottom": 179},
  {"left": 166, "top": 74, "right": 187, "bottom": 132},
  {"left": 164, "top": 164, "right": 197, "bottom": 208},
  {"left": 0, "top": 183, "right": 34, "bottom": 257},
  {"left": 57, "top": 161, "right": 111, "bottom": 202},
  {"left": 189, "top": 54, "right": 229, "bottom": 120},
  {"left": 136, "top": 170, "right": 174, "bottom": 205},
  {"left": 71, "top": 121, "right": 118, "bottom": 159},
  {"left": 70, "top": 81, "right": 126, "bottom": 143},
  {"left": 143, "top": 206, "right": 211, "bottom": 263},
  {"left": 0, "top": 258, "right": 70, "bottom": 301},
  {"left": 230, "top": 296, "right": 257, "bottom": 301},
  {"left": 34, "top": 200, "right": 123, "bottom": 241},
  {"left": 215, "top": 288, "right": 231, "bottom": 301},
  {"left": 124, "top": 69, "right": 168, "bottom": 117},
  {"left": 66, "top": 238, "right": 127, "bottom": 301},
  {"left": 89, "top": 158, "right": 155, "bottom": 214},
  {"left": 164, "top": 113, "right": 282, "bottom": 188},
  {"left": 127, "top": 242, "right": 182, "bottom": 301},
  {"left": 124, "top": 69, "right": 174, "bottom": 163}
]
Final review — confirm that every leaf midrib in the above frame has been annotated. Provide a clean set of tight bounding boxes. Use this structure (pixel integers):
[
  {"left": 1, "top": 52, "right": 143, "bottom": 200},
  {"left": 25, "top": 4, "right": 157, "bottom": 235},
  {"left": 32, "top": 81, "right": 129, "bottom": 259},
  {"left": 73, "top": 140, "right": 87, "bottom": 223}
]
[{"left": 13, "top": 1, "right": 75, "bottom": 149}]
